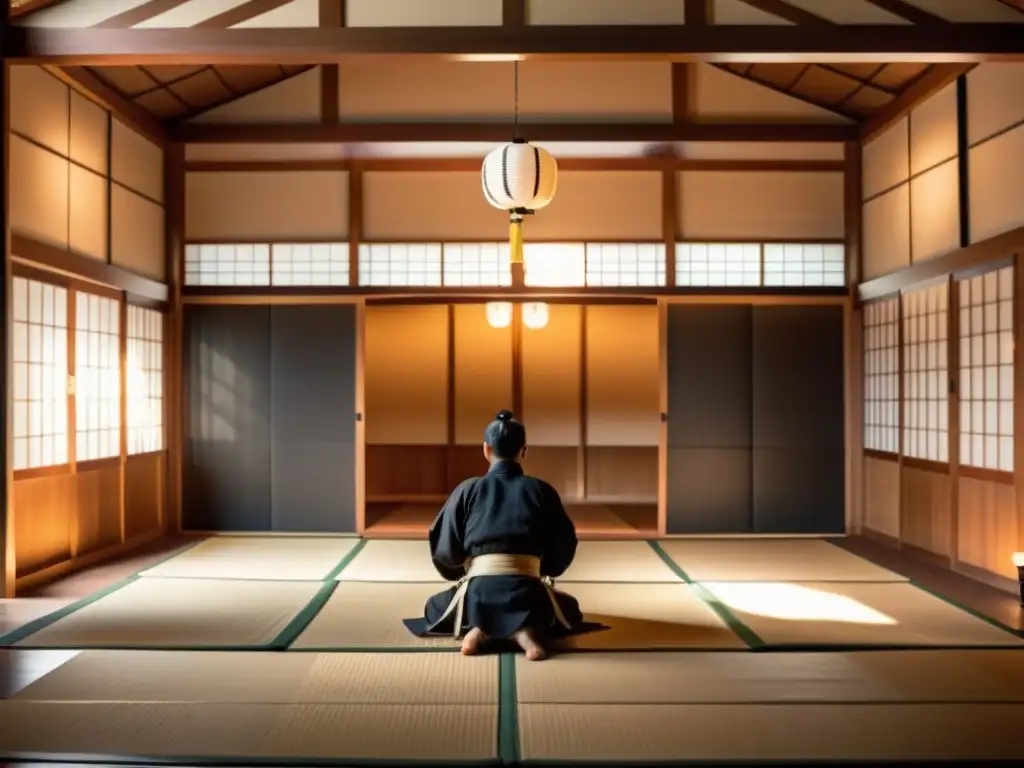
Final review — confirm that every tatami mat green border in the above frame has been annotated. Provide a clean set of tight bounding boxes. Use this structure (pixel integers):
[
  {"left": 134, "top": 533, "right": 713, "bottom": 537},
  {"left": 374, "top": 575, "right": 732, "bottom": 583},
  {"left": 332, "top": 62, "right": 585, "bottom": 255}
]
[
  {"left": 0, "top": 753, "right": 502, "bottom": 767},
  {"left": 499, "top": 653, "right": 520, "bottom": 765},
  {"left": 1, "top": 539, "right": 369, "bottom": 652},
  {"left": 646, "top": 541, "right": 765, "bottom": 649}
]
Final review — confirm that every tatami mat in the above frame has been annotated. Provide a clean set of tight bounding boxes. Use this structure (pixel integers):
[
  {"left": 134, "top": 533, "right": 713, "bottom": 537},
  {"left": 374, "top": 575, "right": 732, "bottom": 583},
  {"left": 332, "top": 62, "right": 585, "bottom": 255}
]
[
  {"left": 518, "top": 702, "right": 1024, "bottom": 762},
  {"left": 335, "top": 540, "right": 442, "bottom": 582},
  {"left": 291, "top": 581, "right": 457, "bottom": 649},
  {"left": 559, "top": 541, "right": 681, "bottom": 582},
  {"left": 0, "top": 701, "right": 498, "bottom": 762},
  {"left": 658, "top": 538, "right": 907, "bottom": 582},
  {"left": 141, "top": 537, "right": 360, "bottom": 581},
  {"left": 560, "top": 582, "right": 748, "bottom": 650},
  {"left": 516, "top": 650, "right": 1024, "bottom": 704},
  {"left": 15, "top": 650, "right": 497, "bottom": 705},
  {"left": 702, "top": 581, "right": 1024, "bottom": 647},
  {"left": 11, "top": 578, "right": 322, "bottom": 649}
]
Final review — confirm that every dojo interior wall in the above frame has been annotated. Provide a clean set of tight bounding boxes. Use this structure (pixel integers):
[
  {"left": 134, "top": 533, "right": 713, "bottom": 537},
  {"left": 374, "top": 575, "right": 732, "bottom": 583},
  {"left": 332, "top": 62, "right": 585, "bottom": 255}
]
[
  {"left": 860, "top": 63, "right": 1024, "bottom": 584},
  {"left": 6, "top": 65, "right": 169, "bottom": 585}
]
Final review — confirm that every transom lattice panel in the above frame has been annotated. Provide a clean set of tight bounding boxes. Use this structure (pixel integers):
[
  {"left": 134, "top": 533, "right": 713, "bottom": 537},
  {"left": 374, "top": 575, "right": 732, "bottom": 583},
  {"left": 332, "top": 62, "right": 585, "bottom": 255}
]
[
  {"left": 676, "top": 243, "right": 761, "bottom": 287},
  {"left": 902, "top": 281, "right": 948, "bottom": 463},
  {"left": 442, "top": 243, "right": 512, "bottom": 287},
  {"left": 863, "top": 297, "right": 899, "bottom": 454},
  {"left": 11, "top": 277, "right": 69, "bottom": 471},
  {"left": 185, "top": 244, "right": 271, "bottom": 287},
  {"left": 271, "top": 244, "right": 350, "bottom": 287},
  {"left": 358, "top": 243, "right": 443, "bottom": 287},
  {"left": 763, "top": 243, "right": 845, "bottom": 288},
  {"left": 586, "top": 243, "right": 666, "bottom": 287},
  {"left": 958, "top": 266, "right": 1014, "bottom": 472}
]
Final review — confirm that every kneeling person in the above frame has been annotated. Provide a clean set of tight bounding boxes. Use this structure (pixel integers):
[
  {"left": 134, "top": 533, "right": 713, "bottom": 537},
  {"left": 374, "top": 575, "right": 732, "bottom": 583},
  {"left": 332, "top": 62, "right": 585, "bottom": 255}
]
[{"left": 403, "top": 410, "right": 594, "bottom": 660}]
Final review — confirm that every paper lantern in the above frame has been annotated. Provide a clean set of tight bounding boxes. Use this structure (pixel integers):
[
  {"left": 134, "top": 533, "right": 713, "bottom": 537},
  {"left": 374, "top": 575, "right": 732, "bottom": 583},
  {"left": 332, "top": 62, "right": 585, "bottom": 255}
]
[
  {"left": 521, "top": 302, "right": 549, "bottom": 331},
  {"left": 482, "top": 139, "right": 558, "bottom": 264},
  {"left": 486, "top": 301, "right": 513, "bottom": 329}
]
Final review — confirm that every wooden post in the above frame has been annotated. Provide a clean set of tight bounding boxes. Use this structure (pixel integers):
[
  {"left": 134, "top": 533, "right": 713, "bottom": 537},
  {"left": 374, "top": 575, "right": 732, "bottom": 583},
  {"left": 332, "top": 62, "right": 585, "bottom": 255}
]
[
  {"left": 163, "top": 143, "right": 185, "bottom": 533},
  {"left": 1, "top": 4, "right": 14, "bottom": 597}
]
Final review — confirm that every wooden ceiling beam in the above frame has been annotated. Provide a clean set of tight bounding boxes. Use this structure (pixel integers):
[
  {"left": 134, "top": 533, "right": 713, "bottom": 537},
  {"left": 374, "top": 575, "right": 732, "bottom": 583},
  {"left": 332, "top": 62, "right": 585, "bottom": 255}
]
[
  {"left": 6, "top": 25, "right": 1024, "bottom": 65},
  {"left": 860, "top": 0, "right": 949, "bottom": 24},
  {"left": 861, "top": 63, "right": 974, "bottom": 141},
  {"left": 173, "top": 120, "right": 857, "bottom": 143},
  {"left": 736, "top": 0, "right": 831, "bottom": 25},
  {"left": 43, "top": 65, "right": 167, "bottom": 145}
]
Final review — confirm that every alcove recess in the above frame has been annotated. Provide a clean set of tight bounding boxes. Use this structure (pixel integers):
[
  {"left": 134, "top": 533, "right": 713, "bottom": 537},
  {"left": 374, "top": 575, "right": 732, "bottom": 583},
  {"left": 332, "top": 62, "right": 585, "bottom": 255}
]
[{"left": 363, "top": 303, "right": 660, "bottom": 538}]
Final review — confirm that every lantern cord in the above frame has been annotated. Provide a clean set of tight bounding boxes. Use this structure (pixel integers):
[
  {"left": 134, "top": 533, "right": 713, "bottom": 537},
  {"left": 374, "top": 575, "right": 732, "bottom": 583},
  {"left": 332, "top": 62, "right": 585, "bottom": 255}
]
[{"left": 512, "top": 60, "right": 520, "bottom": 141}]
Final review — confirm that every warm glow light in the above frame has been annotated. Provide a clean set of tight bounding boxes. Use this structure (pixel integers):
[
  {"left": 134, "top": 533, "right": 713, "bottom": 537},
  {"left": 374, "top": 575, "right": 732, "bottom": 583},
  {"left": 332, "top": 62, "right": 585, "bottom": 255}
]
[
  {"left": 1013, "top": 552, "right": 1024, "bottom": 568},
  {"left": 486, "top": 302, "right": 513, "bottom": 329},
  {"left": 705, "top": 583, "right": 898, "bottom": 625},
  {"left": 522, "top": 302, "right": 549, "bottom": 331}
]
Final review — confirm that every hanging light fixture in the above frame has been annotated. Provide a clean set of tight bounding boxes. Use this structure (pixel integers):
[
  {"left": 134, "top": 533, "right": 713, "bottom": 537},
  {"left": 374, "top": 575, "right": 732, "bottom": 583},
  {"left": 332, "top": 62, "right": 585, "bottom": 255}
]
[
  {"left": 521, "top": 302, "right": 549, "bottom": 330},
  {"left": 485, "top": 301, "right": 513, "bottom": 329},
  {"left": 481, "top": 62, "right": 558, "bottom": 266}
]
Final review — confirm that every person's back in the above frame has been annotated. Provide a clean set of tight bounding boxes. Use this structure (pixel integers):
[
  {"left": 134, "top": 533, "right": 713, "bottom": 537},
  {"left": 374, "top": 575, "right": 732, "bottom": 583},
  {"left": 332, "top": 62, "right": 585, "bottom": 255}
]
[{"left": 403, "top": 410, "right": 593, "bottom": 660}]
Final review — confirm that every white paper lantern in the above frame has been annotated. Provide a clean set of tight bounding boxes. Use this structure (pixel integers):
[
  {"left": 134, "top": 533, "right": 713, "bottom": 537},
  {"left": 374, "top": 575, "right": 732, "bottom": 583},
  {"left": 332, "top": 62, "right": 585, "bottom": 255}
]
[
  {"left": 482, "top": 140, "right": 558, "bottom": 213},
  {"left": 486, "top": 301, "right": 513, "bottom": 329},
  {"left": 521, "top": 302, "right": 549, "bottom": 331}
]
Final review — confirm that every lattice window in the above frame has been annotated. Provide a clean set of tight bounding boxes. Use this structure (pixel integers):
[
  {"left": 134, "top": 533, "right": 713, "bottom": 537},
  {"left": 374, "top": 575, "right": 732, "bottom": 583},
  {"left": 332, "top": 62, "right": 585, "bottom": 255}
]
[
  {"left": 902, "top": 281, "right": 948, "bottom": 462},
  {"left": 271, "top": 243, "right": 349, "bottom": 286},
  {"left": 676, "top": 243, "right": 761, "bottom": 287},
  {"left": 76, "top": 292, "right": 121, "bottom": 462},
  {"left": 523, "top": 243, "right": 587, "bottom": 287},
  {"left": 12, "top": 277, "right": 69, "bottom": 471},
  {"left": 863, "top": 297, "right": 900, "bottom": 454},
  {"left": 586, "top": 243, "right": 667, "bottom": 287},
  {"left": 763, "top": 243, "right": 845, "bottom": 287},
  {"left": 358, "top": 243, "right": 443, "bottom": 286},
  {"left": 443, "top": 243, "right": 512, "bottom": 286},
  {"left": 959, "top": 266, "right": 1014, "bottom": 472},
  {"left": 127, "top": 306, "right": 164, "bottom": 455},
  {"left": 184, "top": 244, "right": 271, "bottom": 286}
]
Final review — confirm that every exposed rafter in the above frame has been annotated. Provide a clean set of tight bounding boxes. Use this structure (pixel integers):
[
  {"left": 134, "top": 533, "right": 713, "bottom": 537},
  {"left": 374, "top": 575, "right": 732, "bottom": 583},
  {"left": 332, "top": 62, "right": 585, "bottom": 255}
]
[
  {"left": 173, "top": 120, "right": 858, "bottom": 143},
  {"left": 6, "top": 24, "right": 1024, "bottom": 65},
  {"left": 862, "top": 62, "right": 974, "bottom": 140},
  {"left": 736, "top": 0, "right": 831, "bottom": 25},
  {"left": 860, "top": 0, "right": 949, "bottom": 24},
  {"left": 93, "top": 0, "right": 193, "bottom": 28}
]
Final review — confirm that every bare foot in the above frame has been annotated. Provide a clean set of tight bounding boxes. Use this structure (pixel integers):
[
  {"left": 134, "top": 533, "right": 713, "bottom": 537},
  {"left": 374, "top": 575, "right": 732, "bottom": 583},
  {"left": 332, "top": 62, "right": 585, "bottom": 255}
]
[
  {"left": 461, "top": 627, "right": 487, "bottom": 655},
  {"left": 513, "top": 629, "right": 547, "bottom": 661}
]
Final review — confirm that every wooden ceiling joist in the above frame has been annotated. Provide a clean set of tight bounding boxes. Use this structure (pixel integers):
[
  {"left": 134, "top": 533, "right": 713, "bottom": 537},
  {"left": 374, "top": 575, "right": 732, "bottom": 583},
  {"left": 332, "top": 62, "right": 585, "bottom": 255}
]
[
  {"left": 6, "top": 24, "right": 1024, "bottom": 65},
  {"left": 735, "top": 0, "right": 831, "bottom": 26},
  {"left": 174, "top": 120, "right": 858, "bottom": 144},
  {"left": 860, "top": 0, "right": 949, "bottom": 24}
]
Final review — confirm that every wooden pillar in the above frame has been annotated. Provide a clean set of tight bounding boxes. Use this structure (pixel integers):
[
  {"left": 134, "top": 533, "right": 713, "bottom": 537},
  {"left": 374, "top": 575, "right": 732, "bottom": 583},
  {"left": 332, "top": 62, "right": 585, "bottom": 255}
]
[
  {"left": 164, "top": 143, "right": 185, "bottom": 533},
  {"left": 1, "top": 4, "right": 14, "bottom": 597},
  {"left": 844, "top": 139, "right": 864, "bottom": 534}
]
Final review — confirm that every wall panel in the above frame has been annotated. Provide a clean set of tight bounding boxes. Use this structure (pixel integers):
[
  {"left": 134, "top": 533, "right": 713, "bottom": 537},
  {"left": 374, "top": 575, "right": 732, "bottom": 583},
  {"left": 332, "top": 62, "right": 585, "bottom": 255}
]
[
  {"left": 111, "top": 118, "right": 164, "bottom": 203},
  {"left": 9, "top": 65, "right": 69, "bottom": 155},
  {"left": 901, "top": 466, "right": 951, "bottom": 557},
  {"left": 13, "top": 474, "right": 73, "bottom": 577},
  {"left": 347, "top": 0, "right": 502, "bottom": 26},
  {"left": 337, "top": 60, "right": 672, "bottom": 122},
  {"left": 185, "top": 171, "right": 349, "bottom": 241},
  {"left": 585, "top": 305, "right": 659, "bottom": 447},
  {"left": 453, "top": 304, "right": 514, "bottom": 445},
  {"left": 910, "top": 159, "right": 960, "bottom": 264},
  {"left": 125, "top": 452, "right": 164, "bottom": 539},
  {"left": 532, "top": 172, "right": 662, "bottom": 240},
  {"left": 69, "top": 91, "right": 108, "bottom": 175},
  {"left": 862, "top": 184, "right": 911, "bottom": 279},
  {"left": 69, "top": 164, "right": 108, "bottom": 261},
  {"left": 678, "top": 171, "right": 844, "bottom": 240},
  {"left": 966, "top": 63, "right": 1024, "bottom": 146},
  {"left": 521, "top": 304, "right": 581, "bottom": 447},
  {"left": 957, "top": 477, "right": 1018, "bottom": 580},
  {"left": 863, "top": 456, "right": 900, "bottom": 539},
  {"left": 75, "top": 465, "right": 122, "bottom": 555},
  {"left": 112, "top": 185, "right": 167, "bottom": 280},
  {"left": 692, "top": 64, "right": 848, "bottom": 123},
  {"left": 365, "top": 306, "right": 449, "bottom": 445},
  {"left": 909, "top": 83, "right": 957, "bottom": 176},
  {"left": 9, "top": 135, "right": 70, "bottom": 249},
  {"left": 969, "top": 124, "right": 1024, "bottom": 245},
  {"left": 862, "top": 117, "right": 909, "bottom": 200}
]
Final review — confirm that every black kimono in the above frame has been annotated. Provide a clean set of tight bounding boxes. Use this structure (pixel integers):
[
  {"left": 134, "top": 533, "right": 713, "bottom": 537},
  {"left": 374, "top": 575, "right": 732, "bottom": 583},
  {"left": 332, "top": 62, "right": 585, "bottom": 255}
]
[{"left": 404, "top": 461, "right": 598, "bottom": 641}]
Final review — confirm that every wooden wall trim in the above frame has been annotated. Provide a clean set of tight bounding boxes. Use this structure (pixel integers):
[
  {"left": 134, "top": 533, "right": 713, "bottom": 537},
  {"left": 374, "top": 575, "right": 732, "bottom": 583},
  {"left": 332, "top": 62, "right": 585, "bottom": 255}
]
[
  {"left": 858, "top": 226, "right": 1024, "bottom": 302},
  {"left": 844, "top": 140, "right": 862, "bottom": 286},
  {"left": 502, "top": 0, "right": 526, "bottom": 26},
  {"left": 1015, "top": 254, "right": 1024, "bottom": 563},
  {"left": 164, "top": 143, "right": 185, "bottom": 534},
  {"left": 10, "top": 234, "right": 170, "bottom": 304},
  {"left": 183, "top": 158, "right": 844, "bottom": 174},
  {"left": 2, "top": 10, "right": 13, "bottom": 598},
  {"left": 175, "top": 122, "right": 858, "bottom": 144},
  {"left": 956, "top": 73, "right": 970, "bottom": 249}
]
